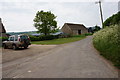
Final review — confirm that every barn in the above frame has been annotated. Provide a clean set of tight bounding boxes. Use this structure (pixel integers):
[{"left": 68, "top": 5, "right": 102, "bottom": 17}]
[
  {"left": 61, "top": 23, "right": 88, "bottom": 35},
  {"left": 0, "top": 18, "right": 7, "bottom": 37}
]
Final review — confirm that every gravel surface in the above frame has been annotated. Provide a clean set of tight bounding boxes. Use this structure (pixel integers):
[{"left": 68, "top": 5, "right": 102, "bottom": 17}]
[
  {"left": 2, "top": 44, "right": 57, "bottom": 63},
  {"left": 2, "top": 36, "right": 118, "bottom": 78}
]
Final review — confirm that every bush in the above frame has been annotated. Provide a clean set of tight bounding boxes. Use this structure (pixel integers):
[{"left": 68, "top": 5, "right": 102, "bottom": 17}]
[
  {"left": 29, "top": 36, "right": 39, "bottom": 41},
  {"left": 84, "top": 33, "right": 93, "bottom": 36},
  {"left": 0, "top": 37, "right": 8, "bottom": 47},
  {"left": 29, "top": 35, "right": 59, "bottom": 41},
  {"left": 93, "top": 24, "right": 120, "bottom": 69},
  {"left": 103, "top": 11, "right": 120, "bottom": 28},
  {"left": 0, "top": 37, "right": 8, "bottom": 41}
]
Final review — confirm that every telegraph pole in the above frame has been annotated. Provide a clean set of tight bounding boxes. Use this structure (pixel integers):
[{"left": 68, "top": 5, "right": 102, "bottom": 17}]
[{"left": 95, "top": 0, "right": 104, "bottom": 28}]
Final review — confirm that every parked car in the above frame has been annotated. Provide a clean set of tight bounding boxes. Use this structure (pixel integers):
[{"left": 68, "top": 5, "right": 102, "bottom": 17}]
[{"left": 2, "top": 34, "right": 31, "bottom": 50}]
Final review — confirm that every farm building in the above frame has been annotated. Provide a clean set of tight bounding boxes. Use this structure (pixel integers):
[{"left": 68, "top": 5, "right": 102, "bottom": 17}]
[
  {"left": 0, "top": 18, "right": 7, "bottom": 37},
  {"left": 61, "top": 23, "right": 88, "bottom": 35}
]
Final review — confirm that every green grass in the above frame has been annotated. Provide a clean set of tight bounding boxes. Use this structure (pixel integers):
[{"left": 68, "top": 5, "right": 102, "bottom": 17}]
[
  {"left": 31, "top": 35, "right": 86, "bottom": 45},
  {"left": 93, "top": 24, "right": 120, "bottom": 69}
]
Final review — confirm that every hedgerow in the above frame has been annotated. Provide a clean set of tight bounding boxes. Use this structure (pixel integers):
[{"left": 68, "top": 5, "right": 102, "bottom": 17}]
[
  {"left": 29, "top": 35, "right": 59, "bottom": 41},
  {"left": 93, "top": 24, "right": 120, "bottom": 69}
]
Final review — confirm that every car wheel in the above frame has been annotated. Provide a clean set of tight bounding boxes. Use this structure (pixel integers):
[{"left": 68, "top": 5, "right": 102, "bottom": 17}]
[
  {"left": 3, "top": 44, "right": 7, "bottom": 49},
  {"left": 12, "top": 45, "right": 17, "bottom": 50}
]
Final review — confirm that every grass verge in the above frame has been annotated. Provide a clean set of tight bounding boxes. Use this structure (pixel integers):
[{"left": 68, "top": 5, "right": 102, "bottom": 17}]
[{"left": 31, "top": 35, "right": 86, "bottom": 45}]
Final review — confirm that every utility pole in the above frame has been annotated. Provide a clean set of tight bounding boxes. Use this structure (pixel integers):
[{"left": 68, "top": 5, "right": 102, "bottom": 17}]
[{"left": 95, "top": 0, "right": 104, "bottom": 28}]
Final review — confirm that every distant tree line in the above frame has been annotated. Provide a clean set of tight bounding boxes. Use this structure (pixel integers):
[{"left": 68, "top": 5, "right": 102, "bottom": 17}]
[{"left": 88, "top": 25, "right": 101, "bottom": 33}]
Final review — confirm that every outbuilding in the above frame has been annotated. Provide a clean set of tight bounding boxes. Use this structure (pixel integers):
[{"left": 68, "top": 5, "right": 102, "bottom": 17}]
[
  {"left": 61, "top": 23, "right": 88, "bottom": 35},
  {"left": 0, "top": 18, "right": 8, "bottom": 37}
]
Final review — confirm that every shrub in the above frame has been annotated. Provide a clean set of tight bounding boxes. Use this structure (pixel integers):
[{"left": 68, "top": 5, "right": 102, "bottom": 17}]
[
  {"left": 0, "top": 37, "right": 8, "bottom": 41},
  {"left": 29, "top": 35, "right": 59, "bottom": 41},
  {"left": 29, "top": 36, "right": 39, "bottom": 41},
  {"left": 84, "top": 33, "right": 93, "bottom": 36},
  {"left": 103, "top": 11, "right": 120, "bottom": 28},
  {"left": 0, "top": 37, "right": 8, "bottom": 47},
  {"left": 93, "top": 24, "right": 120, "bottom": 69}
]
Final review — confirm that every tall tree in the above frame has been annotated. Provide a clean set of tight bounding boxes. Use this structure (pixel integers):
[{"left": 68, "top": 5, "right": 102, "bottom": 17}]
[{"left": 33, "top": 10, "right": 57, "bottom": 35}]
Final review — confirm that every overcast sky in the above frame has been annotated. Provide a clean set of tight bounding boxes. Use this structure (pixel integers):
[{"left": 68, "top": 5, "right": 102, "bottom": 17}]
[{"left": 0, "top": 0, "right": 119, "bottom": 32}]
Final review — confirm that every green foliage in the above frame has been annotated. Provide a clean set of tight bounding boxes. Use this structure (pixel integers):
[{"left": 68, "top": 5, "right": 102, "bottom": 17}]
[
  {"left": 31, "top": 35, "right": 86, "bottom": 45},
  {"left": 51, "top": 27, "right": 60, "bottom": 33},
  {"left": 0, "top": 37, "right": 8, "bottom": 47},
  {"left": 72, "top": 33, "right": 92, "bottom": 38},
  {"left": 84, "top": 33, "right": 93, "bottom": 36},
  {"left": 88, "top": 25, "right": 101, "bottom": 33},
  {"left": 93, "top": 24, "right": 120, "bottom": 69},
  {"left": 29, "top": 35, "right": 59, "bottom": 41},
  {"left": 94, "top": 25, "right": 101, "bottom": 31},
  {"left": 0, "top": 37, "right": 8, "bottom": 41},
  {"left": 103, "top": 11, "right": 120, "bottom": 28},
  {"left": 33, "top": 10, "right": 57, "bottom": 35}
]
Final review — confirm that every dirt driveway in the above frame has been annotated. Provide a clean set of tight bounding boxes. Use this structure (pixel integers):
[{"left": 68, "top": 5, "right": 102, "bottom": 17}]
[
  {"left": 2, "top": 44, "right": 57, "bottom": 63},
  {"left": 2, "top": 36, "right": 118, "bottom": 78}
]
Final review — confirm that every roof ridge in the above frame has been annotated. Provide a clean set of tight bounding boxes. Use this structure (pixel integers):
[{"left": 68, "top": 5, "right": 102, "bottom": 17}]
[{"left": 65, "top": 23, "right": 83, "bottom": 25}]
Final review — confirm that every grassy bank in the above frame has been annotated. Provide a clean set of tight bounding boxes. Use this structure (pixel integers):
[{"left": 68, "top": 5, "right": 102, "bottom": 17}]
[
  {"left": 93, "top": 25, "right": 120, "bottom": 69},
  {"left": 31, "top": 35, "right": 86, "bottom": 45}
]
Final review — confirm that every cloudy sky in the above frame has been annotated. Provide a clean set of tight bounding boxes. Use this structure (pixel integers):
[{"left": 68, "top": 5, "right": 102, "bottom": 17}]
[{"left": 0, "top": 0, "right": 119, "bottom": 32}]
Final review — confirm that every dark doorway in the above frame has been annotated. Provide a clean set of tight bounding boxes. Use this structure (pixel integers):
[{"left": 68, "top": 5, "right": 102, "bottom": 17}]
[{"left": 78, "top": 30, "right": 81, "bottom": 35}]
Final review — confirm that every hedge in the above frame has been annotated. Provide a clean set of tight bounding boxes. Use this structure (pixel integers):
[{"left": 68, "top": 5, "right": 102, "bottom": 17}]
[
  {"left": 93, "top": 24, "right": 120, "bottom": 69},
  {"left": 29, "top": 35, "right": 59, "bottom": 41}
]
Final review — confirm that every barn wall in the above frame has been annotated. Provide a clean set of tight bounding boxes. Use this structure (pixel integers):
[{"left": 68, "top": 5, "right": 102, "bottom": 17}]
[
  {"left": 61, "top": 24, "right": 73, "bottom": 34},
  {"left": 81, "top": 28, "right": 88, "bottom": 34},
  {"left": 61, "top": 23, "right": 88, "bottom": 35},
  {"left": 80, "top": 27, "right": 88, "bottom": 34},
  {"left": 72, "top": 27, "right": 88, "bottom": 35},
  {"left": 72, "top": 30, "right": 78, "bottom": 35}
]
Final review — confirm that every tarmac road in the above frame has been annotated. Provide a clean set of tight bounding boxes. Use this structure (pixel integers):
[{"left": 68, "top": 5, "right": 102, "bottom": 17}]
[{"left": 2, "top": 36, "right": 118, "bottom": 78}]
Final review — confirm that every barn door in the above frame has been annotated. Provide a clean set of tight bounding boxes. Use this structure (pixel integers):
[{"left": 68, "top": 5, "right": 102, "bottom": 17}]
[{"left": 78, "top": 30, "right": 81, "bottom": 35}]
